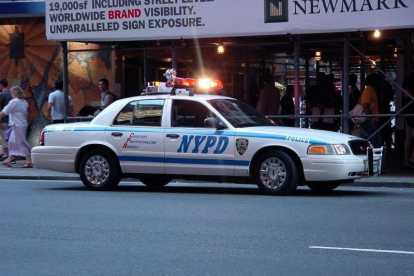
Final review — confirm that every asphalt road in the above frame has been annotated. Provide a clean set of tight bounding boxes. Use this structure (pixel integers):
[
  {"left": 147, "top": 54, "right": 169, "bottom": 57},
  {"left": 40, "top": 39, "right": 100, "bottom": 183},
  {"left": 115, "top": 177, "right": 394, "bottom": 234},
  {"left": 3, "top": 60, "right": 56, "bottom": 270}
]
[{"left": 1, "top": 180, "right": 414, "bottom": 276}]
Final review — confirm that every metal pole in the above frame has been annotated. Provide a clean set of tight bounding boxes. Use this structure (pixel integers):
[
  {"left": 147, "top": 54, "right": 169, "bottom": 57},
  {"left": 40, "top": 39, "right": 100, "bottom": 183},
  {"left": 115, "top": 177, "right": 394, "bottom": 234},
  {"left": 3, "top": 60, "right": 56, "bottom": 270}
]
[
  {"left": 379, "top": 47, "right": 386, "bottom": 113},
  {"left": 329, "top": 53, "right": 333, "bottom": 74},
  {"left": 294, "top": 35, "right": 300, "bottom": 128},
  {"left": 395, "top": 39, "right": 405, "bottom": 132},
  {"left": 244, "top": 47, "right": 250, "bottom": 105},
  {"left": 305, "top": 57, "right": 310, "bottom": 93},
  {"left": 111, "top": 45, "right": 116, "bottom": 95},
  {"left": 360, "top": 45, "right": 366, "bottom": 91},
  {"left": 61, "top": 41, "right": 69, "bottom": 123},
  {"left": 172, "top": 41, "right": 177, "bottom": 69},
  {"left": 143, "top": 49, "right": 147, "bottom": 84},
  {"left": 343, "top": 33, "right": 350, "bottom": 134},
  {"left": 231, "top": 73, "right": 234, "bottom": 97}
]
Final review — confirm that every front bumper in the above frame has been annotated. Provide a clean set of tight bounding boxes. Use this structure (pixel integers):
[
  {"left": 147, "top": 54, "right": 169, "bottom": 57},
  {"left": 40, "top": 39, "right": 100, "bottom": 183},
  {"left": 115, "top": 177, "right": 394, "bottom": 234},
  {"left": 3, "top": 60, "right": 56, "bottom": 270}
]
[
  {"left": 32, "top": 146, "right": 78, "bottom": 173},
  {"left": 302, "top": 147, "right": 385, "bottom": 182}
]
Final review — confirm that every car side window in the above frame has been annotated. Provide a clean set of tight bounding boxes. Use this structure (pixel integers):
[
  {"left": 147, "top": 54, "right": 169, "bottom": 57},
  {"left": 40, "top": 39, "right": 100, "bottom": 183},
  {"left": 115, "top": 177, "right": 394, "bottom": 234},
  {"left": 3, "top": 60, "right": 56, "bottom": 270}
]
[
  {"left": 113, "top": 101, "right": 137, "bottom": 125},
  {"left": 132, "top": 100, "right": 165, "bottom": 127},
  {"left": 171, "top": 100, "right": 218, "bottom": 128}
]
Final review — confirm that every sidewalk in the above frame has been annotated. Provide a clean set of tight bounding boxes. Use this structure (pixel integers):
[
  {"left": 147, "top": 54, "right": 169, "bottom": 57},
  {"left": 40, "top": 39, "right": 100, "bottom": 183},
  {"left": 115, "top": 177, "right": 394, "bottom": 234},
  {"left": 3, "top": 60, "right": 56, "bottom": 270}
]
[{"left": 0, "top": 159, "right": 413, "bottom": 188}]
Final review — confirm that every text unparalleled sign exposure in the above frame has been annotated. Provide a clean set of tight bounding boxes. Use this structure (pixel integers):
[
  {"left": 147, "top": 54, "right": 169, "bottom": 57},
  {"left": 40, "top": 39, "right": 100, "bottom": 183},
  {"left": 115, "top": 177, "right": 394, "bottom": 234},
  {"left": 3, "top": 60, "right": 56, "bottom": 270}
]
[{"left": 46, "top": 0, "right": 414, "bottom": 41}]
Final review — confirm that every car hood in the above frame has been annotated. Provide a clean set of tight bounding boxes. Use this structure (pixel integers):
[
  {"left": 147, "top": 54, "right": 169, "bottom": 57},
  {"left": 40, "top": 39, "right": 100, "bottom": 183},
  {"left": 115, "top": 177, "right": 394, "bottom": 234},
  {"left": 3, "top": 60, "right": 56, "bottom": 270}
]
[{"left": 235, "top": 126, "right": 363, "bottom": 145}]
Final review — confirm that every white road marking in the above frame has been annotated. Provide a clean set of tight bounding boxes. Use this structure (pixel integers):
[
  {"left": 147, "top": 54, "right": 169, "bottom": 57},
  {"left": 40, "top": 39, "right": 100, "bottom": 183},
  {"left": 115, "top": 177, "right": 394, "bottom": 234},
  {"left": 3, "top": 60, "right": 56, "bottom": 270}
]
[{"left": 310, "top": 246, "right": 414, "bottom": 255}]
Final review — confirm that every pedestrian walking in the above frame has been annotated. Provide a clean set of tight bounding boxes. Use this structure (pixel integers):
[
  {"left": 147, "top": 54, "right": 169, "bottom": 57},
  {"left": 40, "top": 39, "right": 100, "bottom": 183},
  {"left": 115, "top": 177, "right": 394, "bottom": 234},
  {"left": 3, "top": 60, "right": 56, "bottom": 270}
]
[
  {"left": 402, "top": 72, "right": 414, "bottom": 169},
  {"left": 257, "top": 72, "right": 280, "bottom": 116},
  {"left": 47, "top": 79, "right": 74, "bottom": 124},
  {"left": 0, "top": 78, "right": 12, "bottom": 161},
  {"left": 359, "top": 73, "right": 382, "bottom": 148},
  {"left": 0, "top": 86, "right": 32, "bottom": 168}
]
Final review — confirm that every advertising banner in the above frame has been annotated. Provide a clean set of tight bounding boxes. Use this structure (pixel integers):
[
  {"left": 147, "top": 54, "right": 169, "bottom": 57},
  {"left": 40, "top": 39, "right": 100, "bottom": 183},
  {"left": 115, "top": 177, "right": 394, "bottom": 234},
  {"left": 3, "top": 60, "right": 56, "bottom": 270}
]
[{"left": 46, "top": 0, "right": 414, "bottom": 41}]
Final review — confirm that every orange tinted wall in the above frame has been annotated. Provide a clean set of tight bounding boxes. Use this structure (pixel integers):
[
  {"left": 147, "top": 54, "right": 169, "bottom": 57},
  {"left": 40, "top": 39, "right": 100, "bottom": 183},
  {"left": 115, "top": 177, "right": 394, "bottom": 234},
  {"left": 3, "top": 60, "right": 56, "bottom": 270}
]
[{"left": 0, "top": 17, "right": 112, "bottom": 146}]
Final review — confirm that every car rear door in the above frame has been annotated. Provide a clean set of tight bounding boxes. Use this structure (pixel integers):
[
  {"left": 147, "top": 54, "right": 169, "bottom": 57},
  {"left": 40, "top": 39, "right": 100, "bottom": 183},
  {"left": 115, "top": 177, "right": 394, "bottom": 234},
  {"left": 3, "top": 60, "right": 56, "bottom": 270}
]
[{"left": 105, "top": 99, "right": 166, "bottom": 174}]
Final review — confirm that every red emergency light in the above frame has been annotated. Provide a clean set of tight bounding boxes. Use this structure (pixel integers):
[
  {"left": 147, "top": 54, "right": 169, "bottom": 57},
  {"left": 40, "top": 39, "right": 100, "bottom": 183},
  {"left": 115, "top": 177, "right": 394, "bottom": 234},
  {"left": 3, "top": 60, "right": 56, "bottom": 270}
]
[{"left": 173, "top": 78, "right": 223, "bottom": 90}]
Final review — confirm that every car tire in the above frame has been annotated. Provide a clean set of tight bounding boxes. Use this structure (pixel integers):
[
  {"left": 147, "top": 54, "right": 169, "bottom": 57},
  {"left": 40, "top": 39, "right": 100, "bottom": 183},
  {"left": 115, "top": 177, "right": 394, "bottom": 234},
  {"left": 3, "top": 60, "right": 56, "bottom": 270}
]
[
  {"left": 253, "top": 150, "right": 300, "bottom": 195},
  {"left": 306, "top": 181, "right": 341, "bottom": 193},
  {"left": 139, "top": 175, "right": 172, "bottom": 189},
  {"left": 79, "top": 149, "right": 121, "bottom": 190}
]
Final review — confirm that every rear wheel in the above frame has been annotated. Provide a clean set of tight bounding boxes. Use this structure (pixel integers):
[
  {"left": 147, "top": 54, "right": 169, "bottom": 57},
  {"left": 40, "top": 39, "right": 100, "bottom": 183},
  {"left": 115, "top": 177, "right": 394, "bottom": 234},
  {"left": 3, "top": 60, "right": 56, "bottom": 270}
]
[
  {"left": 253, "top": 150, "right": 300, "bottom": 195},
  {"left": 79, "top": 149, "right": 121, "bottom": 190},
  {"left": 306, "top": 181, "right": 341, "bottom": 193},
  {"left": 139, "top": 175, "right": 172, "bottom": 189}
]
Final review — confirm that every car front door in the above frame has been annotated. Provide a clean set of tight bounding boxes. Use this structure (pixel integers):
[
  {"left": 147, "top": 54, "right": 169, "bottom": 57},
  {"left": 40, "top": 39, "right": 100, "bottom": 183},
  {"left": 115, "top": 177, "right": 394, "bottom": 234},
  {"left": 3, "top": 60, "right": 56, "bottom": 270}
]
[
  {"left": 105, "top": 99, "right": 166, "bottom": 174},
  {"left": 165, "top": 99, "right": 235, "bottom": 176}
]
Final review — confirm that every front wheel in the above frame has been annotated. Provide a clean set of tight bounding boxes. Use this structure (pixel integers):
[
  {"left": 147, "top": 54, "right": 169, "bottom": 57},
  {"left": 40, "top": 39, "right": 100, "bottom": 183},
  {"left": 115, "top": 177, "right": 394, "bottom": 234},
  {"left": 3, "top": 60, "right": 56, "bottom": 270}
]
[
  {"left": 79, "top": 149, "right": 121, "bottom": 190},
  {"left": 306, "top": 181, "right": 341, "bottom": 193},
  {"left": 253, "top": 150, "right": 301, "bottom": 195}
]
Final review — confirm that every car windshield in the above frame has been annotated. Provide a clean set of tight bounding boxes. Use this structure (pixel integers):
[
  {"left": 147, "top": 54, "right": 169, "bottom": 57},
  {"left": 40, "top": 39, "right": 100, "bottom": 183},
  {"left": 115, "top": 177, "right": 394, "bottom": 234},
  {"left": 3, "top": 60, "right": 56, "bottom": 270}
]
[{"left": 208, "top": 99, "right": 276, "bottom": 128}]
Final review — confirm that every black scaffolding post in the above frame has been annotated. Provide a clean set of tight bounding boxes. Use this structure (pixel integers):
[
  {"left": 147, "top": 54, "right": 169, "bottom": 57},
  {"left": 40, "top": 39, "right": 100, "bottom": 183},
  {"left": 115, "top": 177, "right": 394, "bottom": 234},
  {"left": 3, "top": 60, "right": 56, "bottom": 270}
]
[
  {"left": 61, "top": 41, "right": 69, "bottom": 123},
  {"left": 343, "top": 33, "right": 350, "bottom": 134},
  {"left": 294, "top": 35, "right": 300, "bottom": 128}
]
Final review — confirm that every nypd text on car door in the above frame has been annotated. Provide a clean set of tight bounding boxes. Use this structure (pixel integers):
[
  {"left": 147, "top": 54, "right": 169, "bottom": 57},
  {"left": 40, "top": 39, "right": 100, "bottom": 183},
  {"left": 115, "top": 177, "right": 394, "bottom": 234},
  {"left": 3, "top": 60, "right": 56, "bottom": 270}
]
[{"left": 164, "top": 98, "right": 235, "bottom": 175}]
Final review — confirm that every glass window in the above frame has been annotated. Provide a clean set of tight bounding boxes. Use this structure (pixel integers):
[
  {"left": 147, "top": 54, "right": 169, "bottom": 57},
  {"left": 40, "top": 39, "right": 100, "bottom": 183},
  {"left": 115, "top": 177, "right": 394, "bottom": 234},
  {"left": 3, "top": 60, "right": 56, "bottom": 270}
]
[
  {"left": 132, "top": 100, "right": 165, "bottom": 127},
  {"left": 171, "top": 100, "right": 218, "bottom": 128},
  {"left": 113, "top": 101, "right": 137, "bottom": 125},
  {"left": 208, "top": 99, "right": 275, "bottom": 128}
]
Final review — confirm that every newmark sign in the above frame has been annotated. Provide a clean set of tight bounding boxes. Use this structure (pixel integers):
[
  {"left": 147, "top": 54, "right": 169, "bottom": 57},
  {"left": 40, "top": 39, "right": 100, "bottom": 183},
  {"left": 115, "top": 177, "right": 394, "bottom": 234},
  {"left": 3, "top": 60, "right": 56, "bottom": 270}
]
[{"left": 46, "top": 0, "right": 414, "bottom": 41}]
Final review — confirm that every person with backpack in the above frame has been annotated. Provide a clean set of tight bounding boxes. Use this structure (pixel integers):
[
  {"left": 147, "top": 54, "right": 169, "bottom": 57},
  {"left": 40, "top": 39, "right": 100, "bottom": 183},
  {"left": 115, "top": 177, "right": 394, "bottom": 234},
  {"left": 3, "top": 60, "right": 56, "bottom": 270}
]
[{"left": 99, "top": 78, "right": 117, "bottom": 108}]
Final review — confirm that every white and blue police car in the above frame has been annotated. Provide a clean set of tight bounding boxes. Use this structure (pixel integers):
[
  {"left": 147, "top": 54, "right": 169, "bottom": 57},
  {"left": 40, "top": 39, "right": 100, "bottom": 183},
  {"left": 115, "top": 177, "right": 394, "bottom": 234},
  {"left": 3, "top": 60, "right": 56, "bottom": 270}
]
[{"left": 32, "top": 72, "right": 384, "bottom": 195}]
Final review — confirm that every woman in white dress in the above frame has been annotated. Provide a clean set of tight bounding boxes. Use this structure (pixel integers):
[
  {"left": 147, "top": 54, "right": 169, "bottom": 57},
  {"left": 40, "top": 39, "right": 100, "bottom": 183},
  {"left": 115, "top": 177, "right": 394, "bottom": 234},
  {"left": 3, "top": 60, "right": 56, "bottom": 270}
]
[{"left": 0, "top": 86, "right": 32, "bottom": 168}]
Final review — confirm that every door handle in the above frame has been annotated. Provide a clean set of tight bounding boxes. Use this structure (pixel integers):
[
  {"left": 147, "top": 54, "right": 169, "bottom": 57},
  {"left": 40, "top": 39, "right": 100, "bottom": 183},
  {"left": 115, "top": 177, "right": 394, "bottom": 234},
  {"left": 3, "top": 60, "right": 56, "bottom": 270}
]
[
  {"left": 166, "top": 134, "right": 180, "bottom": 139},
  {"left": 111, "top": 132, "right": 123, "bottom": 137}
]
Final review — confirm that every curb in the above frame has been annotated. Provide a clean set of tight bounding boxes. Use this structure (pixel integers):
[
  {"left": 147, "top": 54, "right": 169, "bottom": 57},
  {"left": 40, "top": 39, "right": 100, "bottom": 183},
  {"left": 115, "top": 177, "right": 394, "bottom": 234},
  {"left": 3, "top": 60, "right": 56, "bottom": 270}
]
[
  {"left": 1, "top": 175, "right": 414, "bottom": 188},
  {"left": 345, "top": 181, "right": 414, "bottom": 189},
  {"left": 0, "top": 175, "right": 80, "bottom": 181}
]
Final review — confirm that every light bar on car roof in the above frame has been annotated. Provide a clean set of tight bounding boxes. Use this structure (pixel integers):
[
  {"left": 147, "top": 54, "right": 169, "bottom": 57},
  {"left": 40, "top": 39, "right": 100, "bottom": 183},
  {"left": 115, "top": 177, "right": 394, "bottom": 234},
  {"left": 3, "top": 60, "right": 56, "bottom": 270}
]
[
  {"left": 143, "top": 68, "right": 223, "bottom": 95},
  {"left": 173, "top": 77, "right": 223, "bottom": 89}
]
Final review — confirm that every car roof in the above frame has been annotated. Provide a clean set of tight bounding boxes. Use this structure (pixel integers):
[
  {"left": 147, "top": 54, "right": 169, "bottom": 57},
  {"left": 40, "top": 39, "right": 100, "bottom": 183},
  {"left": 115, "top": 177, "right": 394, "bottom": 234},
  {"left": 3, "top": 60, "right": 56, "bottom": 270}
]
[{"left": 90, "top": 94, "right": 235, "bottom": 126}]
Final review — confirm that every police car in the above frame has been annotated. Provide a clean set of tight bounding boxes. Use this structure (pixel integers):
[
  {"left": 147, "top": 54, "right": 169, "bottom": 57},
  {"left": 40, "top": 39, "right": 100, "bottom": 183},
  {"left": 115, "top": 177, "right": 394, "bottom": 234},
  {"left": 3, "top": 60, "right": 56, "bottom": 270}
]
[{"left": 32, "top": 71, "right": 384, "bottom": 195}]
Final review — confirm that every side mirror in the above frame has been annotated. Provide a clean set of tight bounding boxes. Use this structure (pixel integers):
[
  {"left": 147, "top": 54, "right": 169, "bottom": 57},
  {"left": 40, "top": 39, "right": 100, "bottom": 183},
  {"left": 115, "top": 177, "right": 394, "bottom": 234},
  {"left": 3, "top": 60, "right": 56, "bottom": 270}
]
[
  {"left": 204, "top": 117, "right": 227, "bottom": 130},
  {"left": 217, "top": 121, "right": 227, "bottom": 130}
]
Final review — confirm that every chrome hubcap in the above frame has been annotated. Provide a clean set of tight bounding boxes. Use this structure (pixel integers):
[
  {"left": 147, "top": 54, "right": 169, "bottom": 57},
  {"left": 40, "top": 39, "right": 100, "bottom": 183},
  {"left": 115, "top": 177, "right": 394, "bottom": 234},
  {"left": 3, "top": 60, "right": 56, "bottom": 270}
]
[
  {"left": 84, "top": 155, "right": 110, "bottom": 185},
  {"left": 260, "top": 157, "right": 287, "bottom": 190}
]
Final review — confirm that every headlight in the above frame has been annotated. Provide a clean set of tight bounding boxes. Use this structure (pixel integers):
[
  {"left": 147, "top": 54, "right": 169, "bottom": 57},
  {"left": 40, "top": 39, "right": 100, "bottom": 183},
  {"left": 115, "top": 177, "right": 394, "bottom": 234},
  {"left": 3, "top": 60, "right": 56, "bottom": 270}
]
[
  {"left": 333, "top": 144, "right": 351, "bottom": 155},
  {"left": 308, "top": 144, "right": 351, "bottom": 155}
]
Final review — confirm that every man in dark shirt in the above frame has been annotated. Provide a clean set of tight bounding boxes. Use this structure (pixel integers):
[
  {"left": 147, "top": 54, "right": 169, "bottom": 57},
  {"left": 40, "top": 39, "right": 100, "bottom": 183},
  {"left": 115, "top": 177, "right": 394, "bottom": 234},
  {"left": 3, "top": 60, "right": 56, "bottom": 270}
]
[{"left": 0, "top": 79, "right": 12, "bottom": 161}]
